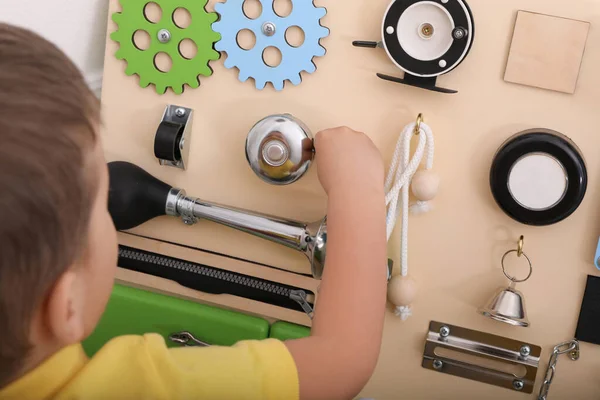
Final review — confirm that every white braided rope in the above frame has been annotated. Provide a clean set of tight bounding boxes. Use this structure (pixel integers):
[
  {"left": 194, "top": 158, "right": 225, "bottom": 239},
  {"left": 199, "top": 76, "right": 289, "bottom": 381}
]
[{"left": 384, "top": 122, "right": 435, "bottom": 319}]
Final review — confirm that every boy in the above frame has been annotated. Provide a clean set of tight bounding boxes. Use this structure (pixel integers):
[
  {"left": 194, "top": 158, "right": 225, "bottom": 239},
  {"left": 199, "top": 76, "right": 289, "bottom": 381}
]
[{"left": 0, "top": 23, "right": 388, "bottom": 400}]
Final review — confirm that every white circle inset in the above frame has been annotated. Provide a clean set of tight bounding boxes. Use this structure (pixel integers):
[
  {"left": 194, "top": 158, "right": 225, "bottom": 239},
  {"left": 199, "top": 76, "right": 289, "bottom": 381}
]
[
  {"left": 508, "top": 153, "right": 568, "bottom": 211},
  {"left": 439, "top": 59, "right": 447, "bottom": 67},
  {"left": 386, "top": 26, "right": 395, "bottom": 34},
  {"left": 397, "top": 2, "right": 454, "bottom": 61}
]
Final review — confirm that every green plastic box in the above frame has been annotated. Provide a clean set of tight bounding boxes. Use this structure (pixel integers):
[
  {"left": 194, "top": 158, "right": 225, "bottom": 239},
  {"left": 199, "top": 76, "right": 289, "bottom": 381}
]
[
  {"left": 83, "top": 284, "right": 270, "bottom": 356},
  {"left": 269, "top": 321, "right": 311, "bottom": 340}
]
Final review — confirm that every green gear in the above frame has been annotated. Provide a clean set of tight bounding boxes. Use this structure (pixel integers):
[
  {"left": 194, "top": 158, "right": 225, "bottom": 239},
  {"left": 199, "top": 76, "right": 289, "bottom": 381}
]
[{"left": 111, "top": 0, "right": 221, "bottom": 95}]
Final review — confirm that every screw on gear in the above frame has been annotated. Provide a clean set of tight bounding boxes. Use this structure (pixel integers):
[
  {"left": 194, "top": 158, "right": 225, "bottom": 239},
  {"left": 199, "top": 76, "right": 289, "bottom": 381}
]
[
  {"left": 111, "top": 0, "right": 221, "bottom": 95},
  {"left": 212, "top": 0, "right": 330, "bottom": 91}
]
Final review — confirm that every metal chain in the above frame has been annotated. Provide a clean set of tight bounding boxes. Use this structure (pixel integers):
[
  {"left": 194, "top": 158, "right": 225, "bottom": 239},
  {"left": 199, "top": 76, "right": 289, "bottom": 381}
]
[{"left": 538, "top": 340, "right": 580, "bottom": 400}]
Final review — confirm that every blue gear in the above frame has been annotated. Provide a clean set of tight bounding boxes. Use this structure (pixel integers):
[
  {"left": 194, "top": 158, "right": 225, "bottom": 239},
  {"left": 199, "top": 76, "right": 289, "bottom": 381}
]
[{"left": 212, "top": 0, "right": 329, "bottom": 90}]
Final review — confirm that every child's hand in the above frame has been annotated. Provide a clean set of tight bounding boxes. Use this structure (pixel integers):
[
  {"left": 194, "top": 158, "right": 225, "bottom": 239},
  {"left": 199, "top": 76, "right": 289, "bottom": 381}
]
[{"left": 314, "top": 126, "right": 384, "bottom": 195}]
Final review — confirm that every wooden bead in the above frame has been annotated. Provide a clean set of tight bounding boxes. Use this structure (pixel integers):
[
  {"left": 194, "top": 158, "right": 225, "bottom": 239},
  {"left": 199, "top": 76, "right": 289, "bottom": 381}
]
[
  {"left": 387, "top": 275, "right": 418, "bottom": 307},
  {"left": 411, "top": 170, "right": 440, "bottom": 201}
]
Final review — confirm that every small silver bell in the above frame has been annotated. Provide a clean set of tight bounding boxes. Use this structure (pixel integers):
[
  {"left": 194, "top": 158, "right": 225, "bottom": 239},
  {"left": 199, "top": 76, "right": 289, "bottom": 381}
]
[
  {"left": 245, "top": 114, "right": 314, "bottom": 185},
  {"left": 478, "top": 283, "right": 529, "bottom": 327},
  {"left": 478, "top": 237, "right": 532, "bottom": 328}
]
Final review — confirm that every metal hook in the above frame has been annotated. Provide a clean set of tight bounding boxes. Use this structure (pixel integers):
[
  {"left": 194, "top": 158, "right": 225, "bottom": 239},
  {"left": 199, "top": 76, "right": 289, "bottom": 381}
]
[
  {"left": 517, "top": 235, "right": 524, "bottom": 257},
  {"left": 414, "top": 113, "right": 424, "bottom": 136}
]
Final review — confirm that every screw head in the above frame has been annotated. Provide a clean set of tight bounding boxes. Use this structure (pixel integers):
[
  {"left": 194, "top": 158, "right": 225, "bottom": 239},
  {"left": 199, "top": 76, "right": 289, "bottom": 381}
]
[
  {"left": 432, "top": 359, "right": 443, "bottom": 370},
  {"left": 420, "top": 23, "right": 434, "bottom": 38},
  {"left": 157, "top": 29, "right": 171, "bottom": 43},
  {"left": 512, "top": 380, "right": 524, "bottom": 391},
  {"left": 452, "top": 27, "right": 467, "bottom": 40},
  {"left": 262, "top": 22, "right": 276, "bottom": 36},
  {"left": 175, "top": 108, "right": 186, "bottom": 117},
  {"left": 439, "top": 326, "right": 450, "bottom": 338},
  {"left": 519, "top": 345, "right": 531, "bottom": 357}
]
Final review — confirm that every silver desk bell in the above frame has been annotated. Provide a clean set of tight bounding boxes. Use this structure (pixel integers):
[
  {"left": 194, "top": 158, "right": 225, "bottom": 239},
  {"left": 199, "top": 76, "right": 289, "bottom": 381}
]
[
  {"left": 246, "top": 114, "right": 315, "bottom": 185},
  {"left": 478, "top": 236, "right": 532, "bottom": 327}
]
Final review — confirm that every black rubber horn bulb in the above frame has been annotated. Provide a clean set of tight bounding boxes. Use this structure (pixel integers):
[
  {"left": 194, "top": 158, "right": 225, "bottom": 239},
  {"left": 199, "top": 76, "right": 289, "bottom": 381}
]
[{"left": 107, "top": 161, "right": 173, "bottom": 230}]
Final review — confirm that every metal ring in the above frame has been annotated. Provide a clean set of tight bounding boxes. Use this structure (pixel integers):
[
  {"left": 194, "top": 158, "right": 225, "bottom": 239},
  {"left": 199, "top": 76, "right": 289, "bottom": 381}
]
[
  {"left": 415, "top": 113, "right": 423, "bottom": 135},
  {"left": 501, "top": 250, "right": 532, "bottom": 283},
  {"left": 517, "top": 235, "right": 524, "bottom": 257},
  {"left": 555, "top": 340, "right": 578, "bottom": 356}
]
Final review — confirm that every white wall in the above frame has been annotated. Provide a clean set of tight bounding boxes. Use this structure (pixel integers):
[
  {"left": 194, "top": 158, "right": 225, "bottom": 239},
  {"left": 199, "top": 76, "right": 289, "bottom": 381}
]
[{"left": 0, "top": 0, "right": 109, "bottom": 97}]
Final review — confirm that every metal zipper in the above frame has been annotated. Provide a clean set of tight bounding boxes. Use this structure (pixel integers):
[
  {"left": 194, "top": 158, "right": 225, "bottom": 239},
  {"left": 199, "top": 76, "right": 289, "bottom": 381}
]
[{"left": 118, "top": 245, "right": 314, "bottom": 319}]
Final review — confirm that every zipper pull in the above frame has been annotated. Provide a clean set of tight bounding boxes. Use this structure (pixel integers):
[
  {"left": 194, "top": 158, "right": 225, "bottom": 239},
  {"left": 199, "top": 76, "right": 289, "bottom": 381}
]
[
  {"left": 169, "top": 331, "right": 210, "bottom": 347},
  {"left": 290, "top": 290, "right": 314, "bottom": 319}
]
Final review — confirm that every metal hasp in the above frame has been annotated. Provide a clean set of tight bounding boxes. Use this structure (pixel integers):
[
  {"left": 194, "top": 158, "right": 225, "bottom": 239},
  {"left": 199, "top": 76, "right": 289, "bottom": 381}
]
[
  {"left": 422, "top": 321, "right": 541, "bottom": 394},
  {"left": 154, "top": 105, "right": 193, "bottom": 170},
  {"left": 245, "top": 114, "right": 315, "bottom": 185}
]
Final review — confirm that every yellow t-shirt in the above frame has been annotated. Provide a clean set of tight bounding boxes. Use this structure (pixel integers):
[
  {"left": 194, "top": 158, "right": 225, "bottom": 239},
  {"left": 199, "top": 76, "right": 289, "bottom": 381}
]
[{"left": 0, "top": 334, "right": 299, "bottom": 400}]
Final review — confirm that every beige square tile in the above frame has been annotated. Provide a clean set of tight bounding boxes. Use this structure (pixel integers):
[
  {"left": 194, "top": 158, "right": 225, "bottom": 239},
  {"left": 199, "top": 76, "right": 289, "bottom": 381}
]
[{"left": 504, "top": 11, "right": 590, "bottom": 94}]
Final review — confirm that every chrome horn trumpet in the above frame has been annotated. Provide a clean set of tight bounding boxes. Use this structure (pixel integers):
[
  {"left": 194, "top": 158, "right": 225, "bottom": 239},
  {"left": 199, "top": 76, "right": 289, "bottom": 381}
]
[{"left": 107, "top": 161, "right": 327, "bottom": 279}]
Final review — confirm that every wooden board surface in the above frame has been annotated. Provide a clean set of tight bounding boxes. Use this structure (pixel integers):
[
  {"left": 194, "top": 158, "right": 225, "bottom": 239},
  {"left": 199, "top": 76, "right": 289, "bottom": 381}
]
[{"left": 101, "top": 0, "right": 600, "bottom": 398}]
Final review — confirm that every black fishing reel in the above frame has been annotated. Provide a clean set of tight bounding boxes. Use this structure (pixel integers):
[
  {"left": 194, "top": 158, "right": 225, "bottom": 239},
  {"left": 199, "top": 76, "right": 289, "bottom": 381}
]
[{"left": 353, "top": 0, "right": 475, "bottom": 93}]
